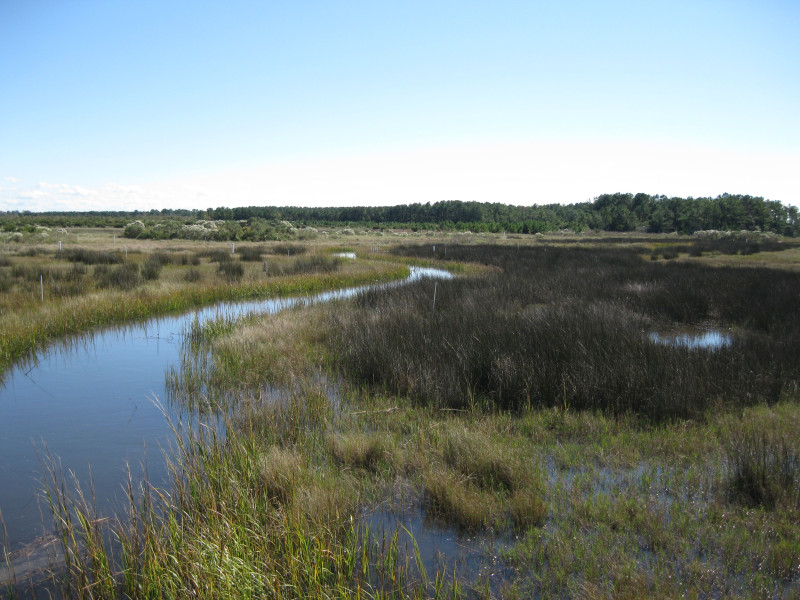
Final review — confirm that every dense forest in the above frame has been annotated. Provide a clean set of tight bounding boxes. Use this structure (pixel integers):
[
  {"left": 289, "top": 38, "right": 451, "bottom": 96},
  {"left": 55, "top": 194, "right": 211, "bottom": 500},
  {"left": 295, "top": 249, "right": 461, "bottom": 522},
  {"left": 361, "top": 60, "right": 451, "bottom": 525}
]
[{"left": 2, "top": 193, "right": 797, "bottom": 240}]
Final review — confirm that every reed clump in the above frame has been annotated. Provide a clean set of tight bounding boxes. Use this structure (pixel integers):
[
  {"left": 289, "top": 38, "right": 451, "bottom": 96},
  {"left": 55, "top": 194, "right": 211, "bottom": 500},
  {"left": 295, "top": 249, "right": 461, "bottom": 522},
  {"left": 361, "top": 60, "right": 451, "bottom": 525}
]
[
  {"left": 263, "top": 255, "right": 341, "bottom": 277},
  {"left": 329, "top": 244, "right": 800, "bottom": 420},
  {"left": 422, "top": 468, "right": 495, "bottom": 531},
  {"left": 60, "top": 248, "right": 124, "bottom": 265},
  {"left": 329, "top": 433, "right": 391, "bottom": 473},
  {"left": 724, "top": 409, "right": 800, "bottom": 509},
  {"left": 271, "top": 243, "right": 307, "bottom": 256},
  {"left": 36, "top": 406, "right": 453, "bottom": 599},
  {"left": 237, "top": 244, "right": 266, "bottom": 262}
]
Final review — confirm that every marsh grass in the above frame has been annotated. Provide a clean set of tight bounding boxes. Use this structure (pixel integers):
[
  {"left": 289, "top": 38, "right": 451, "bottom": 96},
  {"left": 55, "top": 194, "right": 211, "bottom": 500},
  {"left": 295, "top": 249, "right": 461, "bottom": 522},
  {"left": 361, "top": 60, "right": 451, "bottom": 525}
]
[
  {"left": 263, "top": 255, "right": 341, "bottom": 277},
  {"left": 7, "top": 236, "right": 800, "bottom": 598},
  {"left": 217, "top": 259, "right": 244, "bottom": 281},
  {"left": 329, "top": 433, "right": 391, "bottom": 473},
  {"left": 0, "top": 248, "right": 408, "bottom": 372},
  {"left": 723, "top": 408, "right": 800, "bottom": 509},
  {"left": 330, "top": 244, "right": 800, "bottom": 420},
  {"left": 60, "top": 248, "right": 124, "bottom": 265},
  {"left": 271, "top": 243, "right": 307, "bottom": 256},
  {"left": 32, "top": 405, "right": 458, "bottom": 600},
  {"left": 236, "top": 245, "right": 265, "bottom": 262}
]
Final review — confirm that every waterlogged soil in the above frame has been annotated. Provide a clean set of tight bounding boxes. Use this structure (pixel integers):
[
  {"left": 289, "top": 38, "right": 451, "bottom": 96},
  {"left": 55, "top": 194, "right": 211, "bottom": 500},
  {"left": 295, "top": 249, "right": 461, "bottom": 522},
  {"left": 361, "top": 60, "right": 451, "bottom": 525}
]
[{"left": 0, "top": 267, "right": 452, "bottom": 564}]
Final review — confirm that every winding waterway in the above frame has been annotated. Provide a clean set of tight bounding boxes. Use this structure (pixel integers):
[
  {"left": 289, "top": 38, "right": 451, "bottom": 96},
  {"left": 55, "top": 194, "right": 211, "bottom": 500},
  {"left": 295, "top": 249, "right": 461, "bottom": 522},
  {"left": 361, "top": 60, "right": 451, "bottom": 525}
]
[{"left": 0, "top": 266, "right": 452, "bottom": 561}]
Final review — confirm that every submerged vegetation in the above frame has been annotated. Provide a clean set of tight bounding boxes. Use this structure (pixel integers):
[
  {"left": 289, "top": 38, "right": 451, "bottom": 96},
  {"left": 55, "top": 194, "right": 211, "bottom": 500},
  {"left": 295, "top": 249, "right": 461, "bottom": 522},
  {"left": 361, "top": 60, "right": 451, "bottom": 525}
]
[{"left": 3, "top": 229, "right": 800, "bottom": 597}]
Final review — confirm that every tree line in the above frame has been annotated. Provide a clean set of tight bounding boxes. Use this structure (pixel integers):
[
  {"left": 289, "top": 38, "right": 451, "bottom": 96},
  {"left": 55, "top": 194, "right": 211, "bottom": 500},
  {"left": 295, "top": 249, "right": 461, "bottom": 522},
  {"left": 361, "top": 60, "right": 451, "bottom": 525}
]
[{"left": 2, "top": 193, "right": 797, "bottom": 237}]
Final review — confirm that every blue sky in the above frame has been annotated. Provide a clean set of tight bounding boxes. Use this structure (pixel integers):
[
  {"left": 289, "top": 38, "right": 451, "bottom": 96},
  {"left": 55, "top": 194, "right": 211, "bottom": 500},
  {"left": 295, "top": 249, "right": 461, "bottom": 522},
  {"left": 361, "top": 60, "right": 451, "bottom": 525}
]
[{"left": 1, "top": 0, "right": 798, "bottom": 211}]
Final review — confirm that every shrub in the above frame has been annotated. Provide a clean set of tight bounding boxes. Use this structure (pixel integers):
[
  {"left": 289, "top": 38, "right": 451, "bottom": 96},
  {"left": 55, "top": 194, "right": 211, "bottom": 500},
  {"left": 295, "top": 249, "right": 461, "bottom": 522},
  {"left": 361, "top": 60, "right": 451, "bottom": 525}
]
[{"left": 123, "top": 220, "right": 145, "bottom": 238}]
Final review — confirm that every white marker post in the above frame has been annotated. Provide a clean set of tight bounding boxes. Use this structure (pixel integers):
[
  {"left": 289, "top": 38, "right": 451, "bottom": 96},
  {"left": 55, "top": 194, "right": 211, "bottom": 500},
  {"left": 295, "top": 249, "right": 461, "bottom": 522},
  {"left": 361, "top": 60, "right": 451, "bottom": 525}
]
[{"left": 40, "top": 275, "right": 43, "bottom": 302}]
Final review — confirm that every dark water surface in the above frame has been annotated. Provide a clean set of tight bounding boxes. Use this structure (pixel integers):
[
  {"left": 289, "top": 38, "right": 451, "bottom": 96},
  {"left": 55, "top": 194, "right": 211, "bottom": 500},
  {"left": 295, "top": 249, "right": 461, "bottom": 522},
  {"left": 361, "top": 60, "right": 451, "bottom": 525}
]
[{"left": 0, "top": 267, "right": 452, "bottom": 557}]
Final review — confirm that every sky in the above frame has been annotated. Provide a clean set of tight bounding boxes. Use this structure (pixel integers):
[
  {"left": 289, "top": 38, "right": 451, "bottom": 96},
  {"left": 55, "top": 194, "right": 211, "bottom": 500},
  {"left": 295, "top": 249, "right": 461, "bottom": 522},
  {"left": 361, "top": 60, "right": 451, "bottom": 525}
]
[{"left": 1, "top": 0, "right": 798, "bottom": 212}]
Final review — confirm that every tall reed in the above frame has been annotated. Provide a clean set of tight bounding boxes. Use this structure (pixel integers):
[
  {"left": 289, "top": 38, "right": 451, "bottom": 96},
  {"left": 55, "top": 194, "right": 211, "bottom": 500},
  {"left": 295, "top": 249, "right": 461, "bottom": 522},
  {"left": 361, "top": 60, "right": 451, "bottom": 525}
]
[{"left": 328, "top": 244, "right": 800, "bottom": 420}]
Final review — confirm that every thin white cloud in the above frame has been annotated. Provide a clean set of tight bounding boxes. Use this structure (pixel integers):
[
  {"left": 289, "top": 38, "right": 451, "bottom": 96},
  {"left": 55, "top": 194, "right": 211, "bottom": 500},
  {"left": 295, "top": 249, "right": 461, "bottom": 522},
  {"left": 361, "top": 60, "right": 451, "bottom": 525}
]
[
  {"left": 154, "top": 140, "right": 800, "bottom": 208},
  {"left": 0, "top": 181, "right": 179, "bottom": 212},
  {"left": 3, "top": 176, "right": 19, "bottom": 183},
  {"left": 1, "top": 141, "right": 798, "bottom": 212}
]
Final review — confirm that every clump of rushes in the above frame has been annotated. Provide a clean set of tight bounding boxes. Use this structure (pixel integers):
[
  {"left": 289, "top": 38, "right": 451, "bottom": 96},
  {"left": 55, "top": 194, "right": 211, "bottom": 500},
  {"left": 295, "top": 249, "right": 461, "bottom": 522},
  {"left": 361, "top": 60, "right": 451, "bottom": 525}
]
[
  {"left": 258, "top": 445, "right": 305, "bottom": 505},
  {"left": 238, "top": 245, "right": 266, "bottom": 262},
  {"left": 329, "top": 244, "right": 800, "bottom": 420},
  {"left": 184, "top": 267, "right": 202, "bottom": 282},
  {"left": 423, "top": 467, "right": 496, "bottom": 531},
  {"left": 218, "top": 259, "right": 244, "bottom": 281},
  {"left": 724, "top": 410, "right": 800, "bottom": 509},
  {"left": 60, "top": 247, "right": 124, "bottom": 265},
  {"left": 94, "top": 263, "right": 141, "bottom": 290},
  {"left": 199, "top": 248, "right": 233, "bottom": 263},
  {"left": 440, "top": 426, "right": 530, "bottom": 491},
  {"left": 508, "top": 488, "right": 547, "bottom": 531},
  {"left": 329, "top": 433, "right": 391, "bottom": 473},
  {"left": 39, "top": 414, "right": 456, "bottom": 599},
  {"left": 263, "top": 255, "right": 341, "bottom": 277},
  {"left": 425, "top": 424, "right": 547, "bottom": 531},
  {"left": 271, "top": 243, "right": 307, "bottom": 256},
  {"left": 140, "top": 254, "right": 163, "bottom": 281}
]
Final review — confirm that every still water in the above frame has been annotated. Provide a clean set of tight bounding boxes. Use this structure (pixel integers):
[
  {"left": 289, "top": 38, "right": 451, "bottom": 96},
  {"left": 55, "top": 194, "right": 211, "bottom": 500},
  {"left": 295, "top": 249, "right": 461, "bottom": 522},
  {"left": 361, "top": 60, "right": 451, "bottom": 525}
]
[
  {"left": 648, "top": 329, "right": 733, "bottom": 350},
  {"left": 0, "top": 267, "right": 452, "bottom": 557}
]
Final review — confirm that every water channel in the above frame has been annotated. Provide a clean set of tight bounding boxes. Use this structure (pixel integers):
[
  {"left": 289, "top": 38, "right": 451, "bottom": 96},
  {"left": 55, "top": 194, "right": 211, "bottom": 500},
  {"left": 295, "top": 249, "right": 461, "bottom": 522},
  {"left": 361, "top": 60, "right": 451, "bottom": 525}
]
[{"left": 0, "top": 266, "right": 453, "bottom": 563}]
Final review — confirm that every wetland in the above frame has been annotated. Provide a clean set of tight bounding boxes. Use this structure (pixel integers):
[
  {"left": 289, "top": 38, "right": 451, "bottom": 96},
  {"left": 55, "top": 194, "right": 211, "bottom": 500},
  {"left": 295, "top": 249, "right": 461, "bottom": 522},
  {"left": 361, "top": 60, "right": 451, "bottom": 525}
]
[{"left": 2, "top": 230, "right": 800, "bottom": 598}]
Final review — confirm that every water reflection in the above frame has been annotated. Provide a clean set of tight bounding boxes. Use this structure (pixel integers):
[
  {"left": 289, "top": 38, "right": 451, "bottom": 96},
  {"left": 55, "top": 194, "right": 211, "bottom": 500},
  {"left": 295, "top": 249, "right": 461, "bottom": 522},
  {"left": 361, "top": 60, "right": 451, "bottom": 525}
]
[
  {"left": 648, "top": 330, "right": 733, "bottom": 350},
  {"left": 0, "top": 266, "right": 452, "bottom": 558}
]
